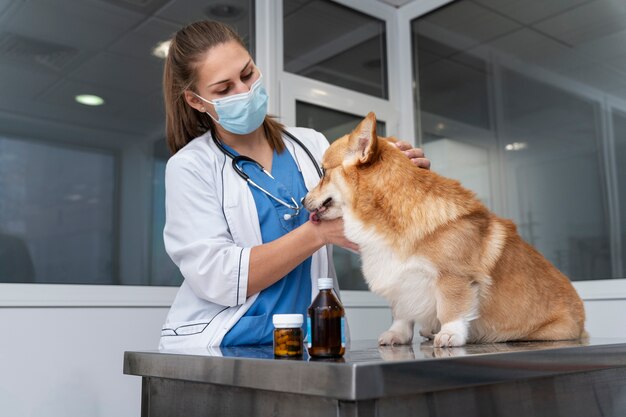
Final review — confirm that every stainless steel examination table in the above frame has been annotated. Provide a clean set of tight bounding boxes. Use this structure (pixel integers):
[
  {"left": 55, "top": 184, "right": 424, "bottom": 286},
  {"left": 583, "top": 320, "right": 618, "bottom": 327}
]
[{"left": 124, "top": 338, "right": 626, "bottom": 417}]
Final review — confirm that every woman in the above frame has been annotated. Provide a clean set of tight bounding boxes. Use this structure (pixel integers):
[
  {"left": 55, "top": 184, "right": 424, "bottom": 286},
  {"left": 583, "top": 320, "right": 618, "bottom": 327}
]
[{"left": 160, "top": 20, "right": 430, "bottom": 349}]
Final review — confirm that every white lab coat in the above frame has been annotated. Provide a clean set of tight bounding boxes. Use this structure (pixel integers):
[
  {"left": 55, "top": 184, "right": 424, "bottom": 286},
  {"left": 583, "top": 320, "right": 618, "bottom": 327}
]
[{"left": 159, "top": 127, "right": 339, "bottom": 350}]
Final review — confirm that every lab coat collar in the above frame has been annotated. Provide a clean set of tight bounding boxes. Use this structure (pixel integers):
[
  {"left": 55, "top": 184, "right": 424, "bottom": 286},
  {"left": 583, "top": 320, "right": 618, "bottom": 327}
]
[{"left": 205, "top": 132, "right": 263, "bottom": 247}]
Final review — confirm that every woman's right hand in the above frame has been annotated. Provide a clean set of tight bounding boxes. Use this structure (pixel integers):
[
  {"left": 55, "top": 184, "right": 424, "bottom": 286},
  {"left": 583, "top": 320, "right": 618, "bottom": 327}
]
[
  {"left": 311, "top": 218, "right": 359, "bottom": 252},
  {"left": 246, "top": 217, "right": 358, "bottom": 296}
]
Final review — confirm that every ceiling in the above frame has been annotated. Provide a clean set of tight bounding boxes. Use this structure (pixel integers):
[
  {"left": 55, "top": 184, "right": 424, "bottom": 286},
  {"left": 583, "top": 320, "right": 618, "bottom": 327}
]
[
  {"left": 0, "top": 0, "right": 393, "bottom": 149},
  {"left": 1, "top": 0, "right": 626, "bottom": 151},
  {"left": 418, "top": 0, "right": 626, "bottom": 102},
  {"left": 0, "top": 0, "right": 253, "bottom": 148}
]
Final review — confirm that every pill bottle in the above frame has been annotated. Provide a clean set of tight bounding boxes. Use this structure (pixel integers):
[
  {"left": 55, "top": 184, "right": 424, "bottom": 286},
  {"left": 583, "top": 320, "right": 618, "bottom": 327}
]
[
  {"left": 306, "top": 278, "right": 345, "bottom": 358},
  {"left": 272, "top": 314, "right": 304, "bottom": 358}
]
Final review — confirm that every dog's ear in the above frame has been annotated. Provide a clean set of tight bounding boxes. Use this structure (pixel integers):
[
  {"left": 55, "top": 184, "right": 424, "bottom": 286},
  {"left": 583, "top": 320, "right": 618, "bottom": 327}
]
[{"left": 348, "top": 112, "right": 379, "bottom": 165}]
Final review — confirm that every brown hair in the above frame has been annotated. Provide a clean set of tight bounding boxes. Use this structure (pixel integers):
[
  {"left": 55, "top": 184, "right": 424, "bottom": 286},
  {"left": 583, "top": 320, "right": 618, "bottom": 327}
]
[{"left": 163, "top": 20, "right": 285, "bottom": 154}]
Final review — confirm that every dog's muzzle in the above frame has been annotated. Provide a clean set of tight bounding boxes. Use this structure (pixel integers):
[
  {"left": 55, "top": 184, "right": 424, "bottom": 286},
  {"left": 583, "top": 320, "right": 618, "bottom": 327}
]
[{"left": 309, "top": 197, "right": 333, "bottom": 224}]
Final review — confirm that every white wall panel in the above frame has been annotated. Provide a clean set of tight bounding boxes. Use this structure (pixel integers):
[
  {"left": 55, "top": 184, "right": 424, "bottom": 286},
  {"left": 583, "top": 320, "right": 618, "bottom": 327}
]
[
  {"left": 582, "top": 300, "right": 626, "bottom": 338},
  {"left": 346, "top": 307, "right": 392, "bottom": 341},
  {"left": 2, "top": 307, "right": 168, "bottom": 417}
]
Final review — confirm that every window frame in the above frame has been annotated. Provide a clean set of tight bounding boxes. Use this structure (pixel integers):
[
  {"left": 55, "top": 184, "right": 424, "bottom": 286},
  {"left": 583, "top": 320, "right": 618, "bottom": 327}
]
[{"left": 276, "top": 0, "right": 402, "bottom": 305}]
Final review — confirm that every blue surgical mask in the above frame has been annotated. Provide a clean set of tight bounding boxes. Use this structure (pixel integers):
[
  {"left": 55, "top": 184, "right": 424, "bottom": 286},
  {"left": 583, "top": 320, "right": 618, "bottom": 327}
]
[{"left": 193, "top": 75, "right": 268, "bottom": 135}]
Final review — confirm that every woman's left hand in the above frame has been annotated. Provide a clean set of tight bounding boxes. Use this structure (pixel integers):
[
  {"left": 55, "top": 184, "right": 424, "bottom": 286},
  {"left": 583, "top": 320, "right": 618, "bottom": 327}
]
[{"left": 395, "top": 141, "right": 431, "bottom": 170}]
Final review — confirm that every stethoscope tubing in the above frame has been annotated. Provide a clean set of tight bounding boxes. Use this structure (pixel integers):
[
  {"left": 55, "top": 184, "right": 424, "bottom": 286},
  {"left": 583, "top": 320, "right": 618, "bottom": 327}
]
[
  {"left": 212, "top": 128, "right": 322, "bottom": 218},
  {"left": 246, "top": 178, "right": 300, "bottom": 211},
  {"left": 282, "top": 130, "right": 323, "bottom": 178}
]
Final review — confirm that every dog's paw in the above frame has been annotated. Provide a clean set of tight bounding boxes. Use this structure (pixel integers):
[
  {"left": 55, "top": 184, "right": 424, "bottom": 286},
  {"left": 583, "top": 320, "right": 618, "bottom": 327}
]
[
  {"left": 433, "top": 330, "right": 466, "bottom": 347},
  {"left": 419, "top": 328, "right": 435, "bottom": 339},
  {"left": 378, "top": 330, "right": 412, "bottom": 346},
  {"left": 433, "top": 320, "right": 468, "bottom": 348}
]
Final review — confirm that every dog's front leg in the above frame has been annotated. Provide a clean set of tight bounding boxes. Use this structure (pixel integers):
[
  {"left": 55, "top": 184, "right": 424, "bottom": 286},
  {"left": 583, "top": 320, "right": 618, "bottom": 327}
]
[
  {"left": 378, "top": 307, "right": 414, "bottom": 346},
  {"left": 434, "top": 275, "right": 478, "bottom": 348}
]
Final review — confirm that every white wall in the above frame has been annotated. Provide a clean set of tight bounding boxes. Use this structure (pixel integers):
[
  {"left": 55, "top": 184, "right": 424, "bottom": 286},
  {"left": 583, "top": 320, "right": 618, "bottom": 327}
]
[
  {"left": 574, "top": 280, "right": 626, "bottom": 337},
  {"left": 583, "top": 300, "right": 626, "bottom": 337},
  {"left": 2, "top": 307, "right": 168, "bottom": 417},
  {"left": 346, "top": 307, "right": 392, "bottom": 340}
]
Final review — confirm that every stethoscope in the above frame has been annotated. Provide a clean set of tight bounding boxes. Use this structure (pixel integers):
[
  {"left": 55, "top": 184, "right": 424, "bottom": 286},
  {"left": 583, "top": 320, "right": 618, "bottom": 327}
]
[{"left": 212, "top": 128, "right": 323, "bottom": 221}]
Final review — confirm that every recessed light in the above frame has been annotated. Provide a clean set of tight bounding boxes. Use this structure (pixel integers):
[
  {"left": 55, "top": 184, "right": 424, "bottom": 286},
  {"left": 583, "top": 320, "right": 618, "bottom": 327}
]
[
  {"left": 505, "top": 142, "right": 528, "bottom": 151},
  {"left": 152, "top": 40, "right": 171, "bottom": 59},
  {"left": 75, "top": 94, "right": 104, "bottom": 106}
]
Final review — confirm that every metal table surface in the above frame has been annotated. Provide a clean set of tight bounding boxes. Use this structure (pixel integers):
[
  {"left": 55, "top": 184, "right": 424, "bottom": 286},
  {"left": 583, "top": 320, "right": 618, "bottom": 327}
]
[{"left": 124, "top": 338, "right": 626, "bottom": 416}]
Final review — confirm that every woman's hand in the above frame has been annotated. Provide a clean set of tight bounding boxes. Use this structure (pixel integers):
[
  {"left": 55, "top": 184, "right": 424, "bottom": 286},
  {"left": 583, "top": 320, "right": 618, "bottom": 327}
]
[
  {"left": 394, "top": 141, "right": 431, "bottom": 170},
  {"left": 249, "top": 218, "right": 357, "bottom": 295},
  {"left": 311, "top": 218, "right": 359, "bottom": 252}
]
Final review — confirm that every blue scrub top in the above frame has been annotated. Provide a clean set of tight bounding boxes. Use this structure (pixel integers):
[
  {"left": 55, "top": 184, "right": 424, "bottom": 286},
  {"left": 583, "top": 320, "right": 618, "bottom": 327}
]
[{"left": 221, "top": 144, "right": 312, "bottom": 346}]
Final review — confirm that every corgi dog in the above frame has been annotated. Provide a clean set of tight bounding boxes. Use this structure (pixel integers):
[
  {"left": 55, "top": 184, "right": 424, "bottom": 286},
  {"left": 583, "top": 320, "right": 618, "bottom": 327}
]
[{"left": 304, "top": 112, "right": 586, "bottom": 347}]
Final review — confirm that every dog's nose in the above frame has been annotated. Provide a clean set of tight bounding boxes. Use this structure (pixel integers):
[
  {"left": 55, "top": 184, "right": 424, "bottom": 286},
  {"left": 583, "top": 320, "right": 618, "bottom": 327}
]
[{"left": 322, "top": 197, "right": 333, "bottom": 207}]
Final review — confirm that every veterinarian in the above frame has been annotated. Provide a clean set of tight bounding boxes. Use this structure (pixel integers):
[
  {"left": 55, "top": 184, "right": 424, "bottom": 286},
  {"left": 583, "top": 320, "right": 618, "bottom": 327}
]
[{"left": 159, "top": 20, "right": 430, "bottom": 349}]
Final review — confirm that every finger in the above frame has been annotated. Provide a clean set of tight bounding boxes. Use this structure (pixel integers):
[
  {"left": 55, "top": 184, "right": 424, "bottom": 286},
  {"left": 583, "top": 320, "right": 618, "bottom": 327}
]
[
  {"left": 394, "top": 141, "right": 412, "bottom": 151},
  {"left": 412, "top": 157, "right": 431, "bottom": 170},
  {"left": 403, "top": 148, "right": 425, "bottom": 159},
  {"left": 344, "top": 242, "right": 360, "bottom": 253}
]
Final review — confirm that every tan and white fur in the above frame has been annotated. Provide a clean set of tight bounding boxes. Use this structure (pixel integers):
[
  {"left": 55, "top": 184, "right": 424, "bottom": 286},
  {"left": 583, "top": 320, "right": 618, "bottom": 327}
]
[{"left": 304, "top": 112, "right": 586, "bottom": 347}]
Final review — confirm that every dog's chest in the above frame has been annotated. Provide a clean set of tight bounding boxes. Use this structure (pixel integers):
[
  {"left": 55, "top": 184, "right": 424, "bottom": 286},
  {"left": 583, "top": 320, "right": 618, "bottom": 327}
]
[{"left": 343, "top": 212, "right": 439, "bottom": 320}]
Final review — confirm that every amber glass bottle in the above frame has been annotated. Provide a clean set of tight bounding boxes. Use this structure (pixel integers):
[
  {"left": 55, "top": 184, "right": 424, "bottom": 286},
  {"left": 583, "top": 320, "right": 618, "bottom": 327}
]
[{"left": 306, "top": 278, "right": 345, "bottom": 358}]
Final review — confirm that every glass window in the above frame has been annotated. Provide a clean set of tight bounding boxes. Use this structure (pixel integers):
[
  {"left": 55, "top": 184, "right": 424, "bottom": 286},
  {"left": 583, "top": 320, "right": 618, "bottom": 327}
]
[
  {"left": 0, "top": 1, "right": 255, "bottom": 285},
  {"left": 150, "top": 140, "right": 184, "bottom": 286},
  {"left": 296, "top": 101, "right": 386, "bottom": 290},
  {"left": 500, "top": 70, "right": 610, "bottom": 280},
  {"left": 415, "top": 35, "right": 491, "bottom": 130},
  {"left": 283, "top": 0, "right": 388, "bottom": 98},
  {"left": 0, "top": 137, "right": 115, "bottom": 284},
  {"left": 412, "top": 0, "right": 626, "bottom": 281}
]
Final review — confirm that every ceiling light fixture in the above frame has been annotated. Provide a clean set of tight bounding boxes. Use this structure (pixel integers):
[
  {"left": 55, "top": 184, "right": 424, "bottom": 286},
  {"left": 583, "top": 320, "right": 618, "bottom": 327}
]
[
  {"left": 505, "top": 142, "right": 528, "bottom": 151},
  {"left": 152, "top": 40, "right": 171, "bottom": 59},
  {"left": 75, "top": 94, "right": 104, "bottom": 106}
]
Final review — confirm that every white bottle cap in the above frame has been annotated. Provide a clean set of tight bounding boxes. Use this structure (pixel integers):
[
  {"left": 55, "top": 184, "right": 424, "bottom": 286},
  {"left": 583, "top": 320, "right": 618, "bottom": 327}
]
[
  {"left": 317, "top": 277, "right": 334, "bottom": 290},
  {"left": 272, "top": 314, "right": 304, "bottom": 329}
]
